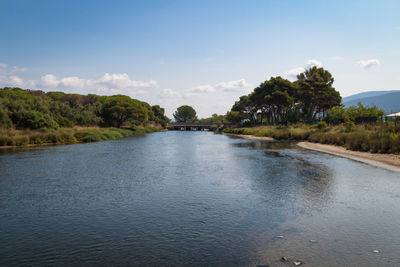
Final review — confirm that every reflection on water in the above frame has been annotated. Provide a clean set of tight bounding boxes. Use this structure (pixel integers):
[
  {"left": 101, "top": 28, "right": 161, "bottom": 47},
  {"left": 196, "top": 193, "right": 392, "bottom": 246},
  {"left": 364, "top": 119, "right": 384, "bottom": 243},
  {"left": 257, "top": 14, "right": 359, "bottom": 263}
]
[{"left": 0, "top": 132, "right": 399, "bottom": 266}]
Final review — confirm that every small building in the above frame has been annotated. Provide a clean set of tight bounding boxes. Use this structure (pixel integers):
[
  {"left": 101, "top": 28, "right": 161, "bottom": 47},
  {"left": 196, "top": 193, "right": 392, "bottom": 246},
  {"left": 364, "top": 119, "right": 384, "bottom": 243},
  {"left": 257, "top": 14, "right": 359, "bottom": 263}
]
[{"left": 385, "top": 112, "right": 400, "bottom": 122}]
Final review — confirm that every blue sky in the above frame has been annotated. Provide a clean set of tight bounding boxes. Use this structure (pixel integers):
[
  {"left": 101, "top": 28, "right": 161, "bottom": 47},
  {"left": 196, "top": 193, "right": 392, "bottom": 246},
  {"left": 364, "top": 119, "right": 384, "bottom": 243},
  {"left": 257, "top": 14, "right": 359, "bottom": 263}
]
[{"left": 1, "top": 0, "right": 399, "bottom": 117}]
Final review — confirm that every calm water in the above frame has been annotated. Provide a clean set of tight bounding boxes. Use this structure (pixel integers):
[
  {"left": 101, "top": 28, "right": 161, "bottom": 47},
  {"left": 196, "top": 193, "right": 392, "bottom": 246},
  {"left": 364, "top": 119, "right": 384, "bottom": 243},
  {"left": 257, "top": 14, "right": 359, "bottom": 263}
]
[{"left": 1, "top": 131, "right": 400, "bottom": 266}]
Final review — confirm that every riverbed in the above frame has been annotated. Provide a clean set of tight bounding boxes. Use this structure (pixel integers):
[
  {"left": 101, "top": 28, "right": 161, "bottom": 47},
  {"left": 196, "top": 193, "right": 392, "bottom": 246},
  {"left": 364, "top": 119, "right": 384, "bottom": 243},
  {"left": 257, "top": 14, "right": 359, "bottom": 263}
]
[{"left": 0, "top": 131, "right": 399, "bottom": 266}]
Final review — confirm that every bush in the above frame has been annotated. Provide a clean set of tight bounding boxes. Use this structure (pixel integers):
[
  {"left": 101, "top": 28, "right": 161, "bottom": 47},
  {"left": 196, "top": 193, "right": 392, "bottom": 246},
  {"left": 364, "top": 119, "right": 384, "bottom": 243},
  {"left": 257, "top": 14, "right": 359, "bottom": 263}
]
[
  {"left": 317, "top": 121, "right": 327, "bottom": 130},
  {"left": 344, "top": 120, "right": 354, "bottom": 132}
]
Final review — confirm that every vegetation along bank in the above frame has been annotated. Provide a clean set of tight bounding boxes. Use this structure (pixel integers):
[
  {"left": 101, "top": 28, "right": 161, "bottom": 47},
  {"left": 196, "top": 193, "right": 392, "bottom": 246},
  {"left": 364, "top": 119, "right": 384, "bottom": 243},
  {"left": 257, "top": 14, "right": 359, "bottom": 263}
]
[
  {"left": 0, "top": 87, "right": 168, "bottom": 147},
  {"left": 220, "top": 66, "right": 400, "bottom": 155}
]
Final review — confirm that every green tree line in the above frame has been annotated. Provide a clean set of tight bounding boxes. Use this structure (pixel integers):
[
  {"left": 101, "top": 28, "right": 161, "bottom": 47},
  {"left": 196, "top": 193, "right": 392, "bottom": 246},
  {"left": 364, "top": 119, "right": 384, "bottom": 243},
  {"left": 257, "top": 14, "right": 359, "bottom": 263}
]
[
  {"left": 225, "top": 66, "right": 385, "bottom": 126},
  {"left": 226, "top": 67, "right": 342, "bottom": 125},
  {"left": 0, "top": 87, "right": 169, "bottom": 130}
]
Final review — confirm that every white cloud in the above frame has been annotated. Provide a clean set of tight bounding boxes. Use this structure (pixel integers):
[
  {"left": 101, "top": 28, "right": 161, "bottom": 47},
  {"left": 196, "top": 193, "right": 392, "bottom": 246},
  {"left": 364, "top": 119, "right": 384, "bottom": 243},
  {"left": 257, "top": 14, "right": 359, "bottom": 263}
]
[
  {"left": 0, "top": 64, "right": 33, "bottom": 88},
  {"left": 157, "top": 79, "right": 252, "bottom": 117},
  {"left": 0, "top": 63, "right": 159, "bottom": 97},
  {"left": 9, "top": 66, "right": 27, "bottom": 74},
  {"left": 0, "top": 64, "right": 27, "bottom": 75},
  {"left": 284, "top": 67, "right": 305, "bottom": 79},
  {"left": 183, "top": 78, "right": 250, "bottom": 96},
  {"left": 306, "top": 59, "right": 322, "bottom": 68},
  {"left": 215, "top": 78, "right": 250, "bottom": 92},
  {"left": 357, "top": 59, "right": 380, "bottom": 68},
  {"left": 8, "top": 76, "right": 25, "bottom": 87},
  {"left": 184, "top": 84, "right": 215, "bottom": 96},
  {"left": 162, "top": 88, "right": 181, "bottom": 97},
  {"left": 60, "top": 76, "right": 89, "bottom": 89},
  {"left": 41, "top": 74, "right": 60, "bottom": 87},
  {"left": 96, "top": 73, "right": 158, "bottom": 89},
  {"left": 0, "top": 74, "right": 35, "bottom": 88},
  {"left": 39, "top": 73, "right": 159, "bottom": 96},
  {"left": 284, "top": 59, "right": 323, "bottom": 79}
]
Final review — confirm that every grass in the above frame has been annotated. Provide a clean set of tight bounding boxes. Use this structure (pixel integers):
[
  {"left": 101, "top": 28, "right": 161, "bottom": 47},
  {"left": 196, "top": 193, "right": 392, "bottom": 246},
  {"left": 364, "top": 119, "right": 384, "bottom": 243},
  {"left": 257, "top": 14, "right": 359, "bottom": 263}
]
[
  {"left": 0, "top": 125, "right": 161, "bottom": 147},
  {"left": 223, "top": 123, "right": 400, "bottom": 154}
]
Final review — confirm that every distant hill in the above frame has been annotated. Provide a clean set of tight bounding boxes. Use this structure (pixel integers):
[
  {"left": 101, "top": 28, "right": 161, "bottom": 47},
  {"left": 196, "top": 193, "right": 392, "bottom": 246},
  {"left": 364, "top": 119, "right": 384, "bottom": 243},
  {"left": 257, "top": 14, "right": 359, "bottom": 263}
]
[
  {"left": 342, "top": 90, "right": 397, "bottom": 103},
  {"left": 343, "top": 90, "right": 400, "bottom": 114}
]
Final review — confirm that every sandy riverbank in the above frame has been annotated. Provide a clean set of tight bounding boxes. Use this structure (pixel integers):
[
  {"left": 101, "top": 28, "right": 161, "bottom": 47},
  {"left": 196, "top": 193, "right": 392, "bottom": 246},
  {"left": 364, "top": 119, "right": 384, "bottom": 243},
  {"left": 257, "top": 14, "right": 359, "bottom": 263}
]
[
  {"left": 226, "top": 134, "right": 274, "bottom": 141},
  {"left": 227, "top": 133, "right": 400, "bottom": 172},
  {"left": 298, "top": 142, "right": 400, "bottom": 173}
]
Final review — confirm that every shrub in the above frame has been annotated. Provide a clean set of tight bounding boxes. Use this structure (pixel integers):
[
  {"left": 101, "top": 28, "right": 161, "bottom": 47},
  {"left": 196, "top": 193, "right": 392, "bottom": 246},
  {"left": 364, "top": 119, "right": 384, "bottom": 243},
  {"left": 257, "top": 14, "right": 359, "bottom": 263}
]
[
  {"left": 317, "top": 121, "right": 327, "bottom": 130},
  {"left": 344, "top": 120, "right": 354, "bottom": 132}
]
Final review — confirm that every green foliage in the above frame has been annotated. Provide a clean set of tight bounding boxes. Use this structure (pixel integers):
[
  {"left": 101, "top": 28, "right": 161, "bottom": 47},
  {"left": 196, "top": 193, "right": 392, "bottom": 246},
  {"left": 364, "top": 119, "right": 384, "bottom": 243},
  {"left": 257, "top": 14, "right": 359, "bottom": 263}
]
[
  {"left": 223, "top": 125, "right": 314, "bottom": 140},
  {"left": 296, "top": 67, "right": 341, "bottom": 123},
  {"left": 0, "top": 126, "right": 160, "bottom": 147},
  {"left": 325, "top": 103, "right": 384, "bottom": 125},
  {"left": 152, "top": 105, "right": 169, "bottom": 127},
  {"left": 102, "top": 95, "right": 151, "bottom": 127},
  {"left": 316, "top": 121, "right": 327, "bottom": 130},
  {"left": 345, "top": 103, "right": 384, "bottom": 122},
  {"left": 0, "top": 87, "right": 165, "bottom": 130},
  {"left": 173, "top": 105, "right": 197, "bottom": 122},
  {"left": 226, "top": 68, "right": 341, "bottom": 125},
  {"left": 250, "top": 76, "right": 297, "bottom": 124},
  {"left": 344, "top": 119, "right": 355, "bottom": 132},
  {"left": 225, "top": 111, "right": 243, "bottom": 124},
  {"left": 0, "top": 100, "right": 12, "bottom": 128},
  {"left": 224, "top": 123, "right": 400, "bottom": 154},
  {"left": 325, "top": 106, "right": 347, "bottom": 124},
  {"left": 198, "top": 113, "right": 226, "bottom": 123}
]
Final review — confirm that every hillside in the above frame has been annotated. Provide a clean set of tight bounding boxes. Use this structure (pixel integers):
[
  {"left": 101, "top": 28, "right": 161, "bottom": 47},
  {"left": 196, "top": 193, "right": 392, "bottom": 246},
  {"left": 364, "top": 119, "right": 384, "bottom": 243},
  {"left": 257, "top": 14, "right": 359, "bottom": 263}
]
[
  {"left": 342, "top": 90, "right": 397, "bottom": 102},
  {"left": 343, "top": 90, "right": 400, "bottom": 114}
]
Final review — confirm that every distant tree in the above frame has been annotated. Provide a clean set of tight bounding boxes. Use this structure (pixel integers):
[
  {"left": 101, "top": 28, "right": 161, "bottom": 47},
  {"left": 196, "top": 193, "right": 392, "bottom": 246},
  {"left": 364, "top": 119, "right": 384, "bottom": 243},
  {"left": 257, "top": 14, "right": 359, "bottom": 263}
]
[
  {"left": 152, "top": 105, "right": 164, "bottom": 119},
  {"left": 325, "top": 103, "right": 384, "bottom": 125},
  {"left": 198, "top": 113, "right": 226, "bottom": 123},
  {"left": 173, "top": 105, "right": 197, "bottom": 122},
  {"left": 152, "top": 105, "right": 169, "bottom": 127},
  {"left": 0, "top": 87, "right": 167, "bottom": 130},
  {"left": 102, "top": 95, "right": 149, "bottom": 127},
  {"left": 325, "top": 106, "right": 347, "bottom": 124},
  {"left": 225, "top": 111, "right": 244, "bottom": 124},
  {"left": 0, "top": 99, "right": 12, "bottom": 128}
]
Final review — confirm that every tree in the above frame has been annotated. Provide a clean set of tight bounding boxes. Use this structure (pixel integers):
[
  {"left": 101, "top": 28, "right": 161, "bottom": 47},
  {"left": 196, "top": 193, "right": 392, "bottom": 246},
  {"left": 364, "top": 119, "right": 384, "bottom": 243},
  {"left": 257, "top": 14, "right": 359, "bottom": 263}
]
[
  {"left": 198, "top": 113, "right": 226, "bottom": 123},
  {"left": 102, "top": 95, "right": 149, "bottom": 127},
  {"left": 0, "top": 87, "right": 166, "bottom": 130},
  {"left": 225, "top": 111, "right": 243, "bottom": 124},
  {"left": 173, "top": 105, "right": 197, "bottom": 122},
  {"left": 231, "top": 95, "right": 257, "bottom": 125},
  {"left": 250, "top": 76, "right": 296, "bottom": 124},
  {"left": 296, "top": 66, "right": 341, "bottom": 122},
  {"left": 151, "top": 105, "right": 169, "bottom": 127}
]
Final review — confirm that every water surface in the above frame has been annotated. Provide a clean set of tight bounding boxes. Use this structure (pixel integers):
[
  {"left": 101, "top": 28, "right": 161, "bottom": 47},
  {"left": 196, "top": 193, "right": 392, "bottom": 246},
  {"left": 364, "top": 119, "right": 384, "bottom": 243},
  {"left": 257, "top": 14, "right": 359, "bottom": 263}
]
[{"left": 1, "top": 132, "right": 399, "bottom": 266}]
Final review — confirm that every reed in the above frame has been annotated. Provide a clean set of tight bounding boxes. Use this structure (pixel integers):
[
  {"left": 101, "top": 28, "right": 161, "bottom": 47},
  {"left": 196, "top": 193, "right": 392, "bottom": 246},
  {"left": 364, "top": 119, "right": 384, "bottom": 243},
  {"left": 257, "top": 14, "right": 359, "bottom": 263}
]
[
  {"left": 223, "top": 123, "right": 400, "bottom": 154},
  {"left": 0, "top": 126, "right": 159, "bottom": 147}
]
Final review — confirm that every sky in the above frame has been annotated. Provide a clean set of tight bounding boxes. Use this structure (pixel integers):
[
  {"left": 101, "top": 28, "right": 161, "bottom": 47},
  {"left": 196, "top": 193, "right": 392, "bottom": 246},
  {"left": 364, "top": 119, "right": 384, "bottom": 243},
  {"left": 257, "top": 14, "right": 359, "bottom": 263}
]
[{"left": 1, "top": 0, "right": 400, "bottom": 118}]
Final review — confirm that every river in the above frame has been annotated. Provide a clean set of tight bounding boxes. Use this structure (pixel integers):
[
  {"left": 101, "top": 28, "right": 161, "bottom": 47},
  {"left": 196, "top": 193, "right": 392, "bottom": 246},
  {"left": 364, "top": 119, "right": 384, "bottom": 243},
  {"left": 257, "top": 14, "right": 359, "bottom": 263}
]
[{"left": 1, "top": 131, "right": 400, "bottom": 266}]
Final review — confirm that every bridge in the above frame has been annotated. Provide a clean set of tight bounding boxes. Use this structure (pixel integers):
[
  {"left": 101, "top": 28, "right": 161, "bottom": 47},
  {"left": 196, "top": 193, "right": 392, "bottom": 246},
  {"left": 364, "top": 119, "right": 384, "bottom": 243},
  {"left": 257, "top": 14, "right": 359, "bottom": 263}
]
[{"left": 167, "top": 122, "right": 222, "bottom": 131}]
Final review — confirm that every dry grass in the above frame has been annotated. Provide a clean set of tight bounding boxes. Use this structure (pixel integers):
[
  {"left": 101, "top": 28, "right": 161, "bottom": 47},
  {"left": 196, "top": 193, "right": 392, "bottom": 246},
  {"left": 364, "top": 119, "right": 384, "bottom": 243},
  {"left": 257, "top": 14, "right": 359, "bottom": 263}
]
[
  {"left": 223, "top": 123, "right": 400, "bottom": 154},
  {"left": 0, "top": 126, "right": 159, "bottom": 147}
]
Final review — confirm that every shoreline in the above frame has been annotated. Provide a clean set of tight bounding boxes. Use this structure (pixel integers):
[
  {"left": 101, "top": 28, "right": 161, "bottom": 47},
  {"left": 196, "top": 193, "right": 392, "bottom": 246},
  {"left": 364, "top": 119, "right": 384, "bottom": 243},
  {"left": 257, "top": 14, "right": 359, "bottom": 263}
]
[
  {"left": 225, "top": 133, "right": 274, "bottom": 141},
  {"left": 0, "top": 126, "right": 160, "bottom": 149},
  {"left": 298, "top": 141, "right": 400, "bottom": 173},
  {"left": 226, "top": 133, "right": 400, "bottom": 172},
  {"left": 0, "top": 142, "right": 58, "bottom": 150}
]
